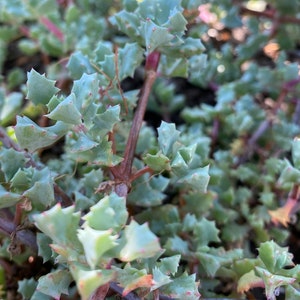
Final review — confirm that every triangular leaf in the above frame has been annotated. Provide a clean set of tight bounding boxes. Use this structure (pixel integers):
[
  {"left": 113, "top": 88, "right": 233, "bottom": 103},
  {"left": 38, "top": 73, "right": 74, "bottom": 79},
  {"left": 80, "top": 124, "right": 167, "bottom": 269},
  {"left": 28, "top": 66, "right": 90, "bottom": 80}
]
[
  {"left": 23, "top": 167, "right": 55, "bottom": 209},
  {"left": 114, "top": 265, "right": 154, "bottom": 296},
  {"left": 118, "top": 43, "right": 144, "bottom": 80},
  {"left": 193, "top": 218, "right": 220, "bottom": 247},
  {"left": 151, "top": 267, "right": 172, "bottom": 290},
  {"left": 34, "top": 204, "right": 82, "bottom": 253},
  {"left": 46, "top": 93, "right": 82, "bottom": 125},
  {"left": 268, "top": 198, "right": 298, "bottom": 227},
  {"left": 237, "top": 270, "right": 264, "bottom": 293},
  {"left": 258, "top": 241, "right": 294, "bottom": 273},
  {"left": 90, "top": 105, "right": 120, "bottom": 137},
  {"left": 0, "top": 185, "right": 22, "bottom": 208},
  {"left": 144, "top": 151, "right": 171, "bottom": 172},
  {"left": 118, "top": 220, "right": 162, "bottom": 262},
  {"left": 255, "top": 266, "right": 296, "bottom": 300},
  {"left": 26, "top": 69, "right": 60, "bottom": 105},
  {"left": 68, "top": 132, "right": 98, "bottom": 153},
  {"left": 70, "top": 263, "right": 115, "bottom": 300},
  {"left": 0, "top": 148, "right": 27, "bottom": 181},
  {"left": 160, "top": 273, "right": 200, "bottom": 300},
  {"left": 127, "top": 174, "right": 169, "bottom": 207},
  {"left": 67, "top": 52, "right": 96, "bottom": 79},
  {"left": 15, "top": 116, "right": 71, "bottom": 152},
  {"left": 18, "top": 278, "right": 38, "bottom": 300},
  {"left": 37, "top": 269, "right": 73, "bottom": 299},
  {"left": 77, "top": 226, "right": 118, "bottom": 269},
  {"left": 36, "top": 233, "right": 53, "bottom": 263},
  {"left": 177, "top": 165, "right": 210, "bottom": 193},
  {"left": 83, "top": 193, "right": 128, "bottom": 233},
  {"left": 157, "top": 121, "right": 180, "bottom": 156}
]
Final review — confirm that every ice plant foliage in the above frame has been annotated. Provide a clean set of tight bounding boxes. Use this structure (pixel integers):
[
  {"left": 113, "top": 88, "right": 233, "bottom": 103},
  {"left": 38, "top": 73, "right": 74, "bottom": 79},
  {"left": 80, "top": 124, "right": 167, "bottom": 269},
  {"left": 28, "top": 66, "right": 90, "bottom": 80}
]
[{"left": 0, "top": 0, "right": 300, "bottom": 299}]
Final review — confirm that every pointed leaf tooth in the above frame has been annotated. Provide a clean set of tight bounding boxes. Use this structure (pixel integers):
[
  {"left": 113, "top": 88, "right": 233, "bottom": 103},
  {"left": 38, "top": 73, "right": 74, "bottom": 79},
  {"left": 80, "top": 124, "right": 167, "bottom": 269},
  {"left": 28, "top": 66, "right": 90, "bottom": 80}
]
[{"left": 26, "top": 69, "right": 60, "bottom": 105}]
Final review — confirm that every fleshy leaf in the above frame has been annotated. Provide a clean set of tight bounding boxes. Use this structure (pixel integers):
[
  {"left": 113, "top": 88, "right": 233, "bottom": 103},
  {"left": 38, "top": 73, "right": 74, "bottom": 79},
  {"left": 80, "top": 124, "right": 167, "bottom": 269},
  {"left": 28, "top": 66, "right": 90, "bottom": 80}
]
[
  {"left": 160, "top": 273, "right": 200, "bottom": 300},
  {"left": 255, "top": 266, "right": 295, "bottom": 300},
  {"left": 194, "top": 218, "right": 220, "bottom": 247},
  {"left": 114, "top": 265, "right": 154, "bottom": 296},
  {"left": 15, "top": 116, "right": 71, "bottom": 152},
  {"left": 68, "top": 132, "right": 98, "bottom": 153},
  {"left": 164, "top": 235, "right": 189, "bottom": 256},
  {"left": 0, "top": 185, "right": 22, "bottom": 208},
  {"left": 67, "top": 52, "right": 96, "bottom": 79},
  {"left": 143, "top": 151, "right": 171, "bottom": 172},
  {"left": 111, "top": 11, "right": 141, "bottom": 42},
  {"left": 151, "top": 255, "right": 181, "bottom": 290},
  {"left": 127, "top": 174, "right": 169, "bottom": 207},
  {"left": 286, "top": 285, "right": 300, "bottom": 299},
  {"left": 83, "top": 193, "right": 128, "bottom": 233},
  {"left": 138, "top": 0, "right": 183, "bottom": 26},
  {"left": 18, "top": 278, "right": 38, "bottom": 300},
  {"left": 71, "top": 73, "right": 100, "bottom": 126},
  {"left": 34, "top": 204, "right": 82, "bottom": 253},
  {"left": 0, "top": 148, "right": 27, "bottom": 181},
  {"left": 177, "top": 165, "right": 210, "bottom": 193},
  {"left": 36, "top": 233, "right": 53, "bottom": 263},
  {"left": 268, "top": 198, "right": 298, "bottom": 227},
  {"left": 23, "top": 167, "right": 55, "bottom": 209},
  {"left": 258, "top": 240, "right": 294, "bottom": 273},
  {"left": 46, "top": 93, "right": 82, "bottom": 125},
  {"left": 77, "top": 226, "right": 118, "bottom": 269},
  {"left": 140, "top": 20, "right": 174, "bottom": 53},
  {"left": 36, "top": 269, "right": 73, "bottom": 299},
  {"left": 157, "top": 255, "right": 181, "bottom": 276},
  {"left": 118, "top": 43, "right": 144, "bottom": 80},
  {"left": 70, "top": 263, "right": 115, "bottom": 300},
  {"left": 26, "top": 69, "right": 60, "bottom": 105},
  {"left": 151, "top": 267, "right": 172, "bottom": 290},
  {"left": 157, "top": 121, "right": 180, "bottom": 156},
  {"left": 237, "top": 270, "right": 264, "bottom": 293},
  {"left": 277, "top": 160, "right": 300, "bottom": 185},
  {"left": 90, "top": 105, "right": 120, "bottom": 137},
  {"left": 196, "top": 252, "right": 225, "bottom": 277},
  {"left": 66, "top": 136, "right": 123, "bottom": 167},
  {"left": 118, "top": 220, "right": 161, "bottom": 262},
  {"left": 0, "top": 92, "right": 23, "bottom": 125}
]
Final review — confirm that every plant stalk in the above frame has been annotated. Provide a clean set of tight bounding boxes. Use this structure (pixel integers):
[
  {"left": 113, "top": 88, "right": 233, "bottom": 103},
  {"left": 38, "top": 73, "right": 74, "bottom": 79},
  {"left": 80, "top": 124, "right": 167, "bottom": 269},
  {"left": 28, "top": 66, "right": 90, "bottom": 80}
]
[{"left": 111, "top": 51, "right": 160, "bottom": 195}]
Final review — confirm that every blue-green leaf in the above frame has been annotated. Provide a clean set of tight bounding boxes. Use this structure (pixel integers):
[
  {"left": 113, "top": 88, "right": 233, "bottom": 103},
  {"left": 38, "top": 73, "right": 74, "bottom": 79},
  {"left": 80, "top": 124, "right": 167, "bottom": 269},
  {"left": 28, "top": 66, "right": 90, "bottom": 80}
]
[
  {"left": 0, "top": 185, "right": 22, "bottom": 208},
  {"left": 0, "top": 148, "right": 27, "bottom": 181},
  {"left": 177, "top": 165, "right": 210, "bottom": 193},
  {"left": 26, "top": 69, "right": 60, "bottom": 105},
  {"left": 34, "top": 204, "right": 82, "bottom": 253},
  {"left": 70, "top": 263, "right": 115, "bottom": 300},
  {"left": 118, "top": 220, "right": 162, "bottom": 262},
  {"left": 157, "top": 121, "right": 180, "bottom": 156},
  {"left": 83, "top": 193, "right": 128, "bottom": 233},
  {"left": 160, "top": 273, "right": 200, "bottom": 300},
  {"left": 23, "top": 167, "right": 55, "bottom": 209},
  {"left": 15, "top": 116, "right": 71, "bottom": 152},
  {"left": 46, "top": 93, "right": 82, "bottom": 125},
  {"left": 77, "top": 226, "right": 118, "bottom": 269},
  {"left": 37, "top": 269, "right": 73, "bottom": 299},
  {"left": 67, "top": 52, "right": 96, "bottom": 79}
]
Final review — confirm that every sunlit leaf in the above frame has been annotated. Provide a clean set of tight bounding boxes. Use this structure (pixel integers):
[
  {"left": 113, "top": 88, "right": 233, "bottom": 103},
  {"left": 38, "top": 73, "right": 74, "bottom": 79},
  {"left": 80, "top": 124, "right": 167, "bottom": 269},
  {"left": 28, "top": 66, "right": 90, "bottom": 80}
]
[{"left": 118, "top": 220, "right": 162, "bottom": 262}]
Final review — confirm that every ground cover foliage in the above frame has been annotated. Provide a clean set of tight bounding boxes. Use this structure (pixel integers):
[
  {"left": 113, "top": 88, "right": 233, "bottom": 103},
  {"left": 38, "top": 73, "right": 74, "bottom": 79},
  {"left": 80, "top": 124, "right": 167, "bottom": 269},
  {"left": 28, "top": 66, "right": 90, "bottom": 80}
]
[{"left": 0, "top": 0, "right": 300, "bottom": 299}]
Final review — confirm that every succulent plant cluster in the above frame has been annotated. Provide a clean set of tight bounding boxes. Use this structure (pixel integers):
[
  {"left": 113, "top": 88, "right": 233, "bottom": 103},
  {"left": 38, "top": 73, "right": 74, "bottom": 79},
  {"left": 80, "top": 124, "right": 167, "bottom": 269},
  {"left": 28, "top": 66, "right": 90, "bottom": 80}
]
[{"left": 0, "top": 0, "right": 300, "bottom": 299}]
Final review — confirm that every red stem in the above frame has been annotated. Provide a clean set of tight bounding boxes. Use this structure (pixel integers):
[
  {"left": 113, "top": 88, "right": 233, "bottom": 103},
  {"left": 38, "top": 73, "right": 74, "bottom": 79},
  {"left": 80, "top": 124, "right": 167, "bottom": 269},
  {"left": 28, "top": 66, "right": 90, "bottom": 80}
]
[
  {"left": 39, "top": 16, "right": 64, "bottom": 42},
  {"left": 111, "top": 52, "right": 160, "bottom": 185}
]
